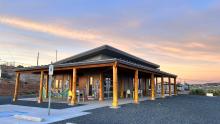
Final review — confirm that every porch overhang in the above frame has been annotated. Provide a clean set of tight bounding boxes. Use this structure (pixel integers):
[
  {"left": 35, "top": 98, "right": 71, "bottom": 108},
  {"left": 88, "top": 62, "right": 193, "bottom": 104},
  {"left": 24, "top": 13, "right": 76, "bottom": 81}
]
[{"left": 15, "top": 58, "right": 177, "bottom": 78}]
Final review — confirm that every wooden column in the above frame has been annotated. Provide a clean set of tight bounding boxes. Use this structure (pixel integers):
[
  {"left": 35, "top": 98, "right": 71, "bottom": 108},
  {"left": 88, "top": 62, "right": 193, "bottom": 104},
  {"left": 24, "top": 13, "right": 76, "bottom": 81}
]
[
  {"left": 120, "top": 79, "right": 124, "bottom": 98},
  {"left": 155, "top": 77, "right": 158, "bottom": 97},
  {"left": 161, "top": 76, "right": 165, "bottom": 98},
  {"left": 38, "top": 71, "right": 44, "bottom": 103},
  {"left": 143, "top": 77, "right": 147, "bottom": 96},
  {"left": 99, "top": 72, "right": 104, "bottom": 101},
  {"left": 134, "top": 69, "right": 139, "bottom": 104},
  {"left": 168, "top": 77, "right": 171, "bottom": 96},
  {"left": 71, "top": 68, "right": 77, "bottom": 105},
  {"left": 13, "top": 72, "right": 20, "bottom": 102},
  {"left": 45, "top": 74, "right": 49, "bottom": 98},
  {"left": 174, "top": 77, "right": 177, "bottom": 95},
  {"left": 112, "top": 62, "right": 118, "bottom": 107},
  {"left": 146, "top": 78, "right": 149, "bottom": 96},
  {"left": 69, "top": 74, "right": 72, "bottom": 91},
  {"left": 150, "top": 73, "right": 155, "bottom": 100}
]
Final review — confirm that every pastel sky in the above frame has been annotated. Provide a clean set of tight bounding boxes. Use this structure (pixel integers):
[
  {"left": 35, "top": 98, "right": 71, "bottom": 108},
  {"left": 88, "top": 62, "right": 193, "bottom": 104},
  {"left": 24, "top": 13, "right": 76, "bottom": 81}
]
[{"left": 0, "top": 0, "right": 220, "bottom": 84}]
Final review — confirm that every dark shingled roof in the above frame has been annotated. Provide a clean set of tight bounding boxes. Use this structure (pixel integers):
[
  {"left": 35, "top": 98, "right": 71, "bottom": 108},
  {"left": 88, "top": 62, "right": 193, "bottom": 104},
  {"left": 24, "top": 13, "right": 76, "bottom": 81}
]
[{"left": 54, "top": 45, "right": 160, "bottom": 69}]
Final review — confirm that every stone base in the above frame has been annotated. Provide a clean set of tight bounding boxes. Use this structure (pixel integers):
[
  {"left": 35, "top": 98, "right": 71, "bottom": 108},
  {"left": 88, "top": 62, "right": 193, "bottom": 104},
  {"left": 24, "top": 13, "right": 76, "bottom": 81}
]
[
  {"left": 149, "top": 97, "right": 155, "bottom": 100},
  {"left": 37, "top": 99, "right": 42, "bottom": 104},
  {"left": 134, "top": 101, "right": 139, "bottom": 104},
  {"left": 134, "top": 100, "right": 139, "bottom": 104},
  {"left": 110, "top": 106, "right": 121, "bottom": 109},
  {"left": 161, "top": 96, "right": 166, "bottom": 98}
]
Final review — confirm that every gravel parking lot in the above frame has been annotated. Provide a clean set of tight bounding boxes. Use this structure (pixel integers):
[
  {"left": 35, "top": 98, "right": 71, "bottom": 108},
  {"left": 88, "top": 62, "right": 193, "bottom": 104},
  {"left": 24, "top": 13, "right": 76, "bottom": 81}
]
[{"left": 52, "top": 95, "right": 220, "bottom": 124}]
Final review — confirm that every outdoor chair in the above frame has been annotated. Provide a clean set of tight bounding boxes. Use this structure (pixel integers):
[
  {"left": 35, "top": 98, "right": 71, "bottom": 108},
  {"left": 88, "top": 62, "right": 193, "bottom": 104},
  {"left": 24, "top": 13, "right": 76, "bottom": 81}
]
[
  {"left": 138, "top": 90, "right": 143, "bottom": 97},
  {"left": 76, "top": 90, "right": 80, "bottom": 102},
  {"left": 126, "top": 89, "right": 132, "bottom": 98}
]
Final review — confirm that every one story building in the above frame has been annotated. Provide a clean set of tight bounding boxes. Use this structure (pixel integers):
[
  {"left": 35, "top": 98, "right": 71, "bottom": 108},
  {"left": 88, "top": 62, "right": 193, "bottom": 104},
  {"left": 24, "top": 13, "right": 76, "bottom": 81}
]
[{"left": 13, "top": 45, "right": 177, "bottom": 108}]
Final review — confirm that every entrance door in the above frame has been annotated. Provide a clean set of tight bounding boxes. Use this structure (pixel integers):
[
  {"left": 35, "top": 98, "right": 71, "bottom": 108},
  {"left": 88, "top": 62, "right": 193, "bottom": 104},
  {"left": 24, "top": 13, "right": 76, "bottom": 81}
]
[{"left": 104, "top": 77, "right": 113, "bottom": 99}]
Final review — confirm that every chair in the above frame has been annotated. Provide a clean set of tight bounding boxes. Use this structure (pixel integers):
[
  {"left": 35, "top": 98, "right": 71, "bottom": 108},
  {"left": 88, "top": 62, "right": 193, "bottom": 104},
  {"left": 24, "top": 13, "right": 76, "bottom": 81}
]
[
  {"left": 126, "top": 89, "right": 131, "bottom": 98},
  {"left": 76, "top": 90, "right": 80, "bottom": 102},
  {"left": 138, "top": 90, "right": 143, "bottom": 98}
]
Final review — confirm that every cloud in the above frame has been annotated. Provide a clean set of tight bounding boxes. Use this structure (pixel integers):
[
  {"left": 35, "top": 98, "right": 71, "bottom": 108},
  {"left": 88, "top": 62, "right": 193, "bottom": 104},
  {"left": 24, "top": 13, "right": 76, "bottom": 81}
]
[
  {"left": 0, "top": 16, "right": 142, "bottom": 52},
  {"left": 1, "top": 15, "right": 220, "bottom": 82},
  {"left": 141, "top": 41, "right": 220, "bottom": 63},
  {"left": 0, "top": 16, "right": 103, "bottom": 44},
  {"left": 1, "top": 16, "right": 220, "bottom": 64}
]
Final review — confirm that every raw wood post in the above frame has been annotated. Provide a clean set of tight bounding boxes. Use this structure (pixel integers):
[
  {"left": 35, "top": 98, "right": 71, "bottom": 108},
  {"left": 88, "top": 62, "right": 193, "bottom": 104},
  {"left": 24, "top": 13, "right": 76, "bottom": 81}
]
[
  {"left": 71, "top": 68, "right": 77, "bottom": 105},
  {"left": 174, "top": 77, "right": 177, "bottom": 95},
  {"left": 134, "top": 69, "right": 139, "bottom": 104},
  {"left": 155, "top": 77, "right": 158, "bottom": 97},
  {"left": 99, "top": 72, "right": 104, "bottom": 101},
  {"left": 120, "top": 78, "right": 124, "bottom": 98},
  {"left": 150, "top": 73, "right": 155, "bottom": 100},
  {"left": 112, "top": 62, "right": 118, "bottom": 107},
  {"left": 13, "top": 72, "right": 20, "bottom": 102},
  {"left": 143, "top": 77, "right": 146, "bottom": 96},
  {"left": 168, "top": 77, "right": 171, "bottom": 96},
  {"left": 38, "top": 71, "right": 44, "bottom": 103},
  {"left": 161, "top": 76, "right": 165, "bottom": 98},
  {"left": 146, "top": 78, "right": 149, "bottom": 96},
  {"left": 45, "top": 74, "right": 49, "bottom": 98},
  {"left": 69, "top": 74, "right": 72, "bottom": 92}
]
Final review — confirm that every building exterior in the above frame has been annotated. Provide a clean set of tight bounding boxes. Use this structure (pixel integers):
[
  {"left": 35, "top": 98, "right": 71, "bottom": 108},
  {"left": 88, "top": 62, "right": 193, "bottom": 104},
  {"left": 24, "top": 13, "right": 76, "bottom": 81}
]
[{"left": 13, "top": 45, "right": 177, "bottom": 107}]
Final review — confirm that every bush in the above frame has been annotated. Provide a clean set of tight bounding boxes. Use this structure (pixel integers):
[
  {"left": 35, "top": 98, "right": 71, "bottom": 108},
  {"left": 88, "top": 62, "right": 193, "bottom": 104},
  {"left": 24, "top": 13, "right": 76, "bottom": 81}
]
[
  {"left": 207, "top": 89, "right": 220, "bottom": 96},
  {"left": 213, "top": 90, "right": 220, "bottom": 96},
  {"left": 190, "top": 89, "right": 206, "bottom": 96}
]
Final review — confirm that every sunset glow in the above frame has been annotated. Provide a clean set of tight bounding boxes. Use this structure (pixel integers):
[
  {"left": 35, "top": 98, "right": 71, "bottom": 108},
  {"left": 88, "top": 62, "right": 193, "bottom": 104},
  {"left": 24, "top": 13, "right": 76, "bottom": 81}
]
[{"left": 0, "top": 0, "right": 220, "bottom": 83}]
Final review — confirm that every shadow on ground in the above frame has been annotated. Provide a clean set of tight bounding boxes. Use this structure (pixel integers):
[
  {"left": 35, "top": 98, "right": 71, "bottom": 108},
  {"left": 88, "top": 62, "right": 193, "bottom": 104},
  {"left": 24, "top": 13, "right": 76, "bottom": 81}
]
[{"left": 0, "top": 96, "right": 83, "bottom": 109}]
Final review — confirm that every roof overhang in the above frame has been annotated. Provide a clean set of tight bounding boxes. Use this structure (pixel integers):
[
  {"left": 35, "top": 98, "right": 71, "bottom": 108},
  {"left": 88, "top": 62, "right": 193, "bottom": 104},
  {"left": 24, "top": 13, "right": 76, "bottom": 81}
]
[{"left": 15, "top": 59, "right": 177, "bottom": 78}]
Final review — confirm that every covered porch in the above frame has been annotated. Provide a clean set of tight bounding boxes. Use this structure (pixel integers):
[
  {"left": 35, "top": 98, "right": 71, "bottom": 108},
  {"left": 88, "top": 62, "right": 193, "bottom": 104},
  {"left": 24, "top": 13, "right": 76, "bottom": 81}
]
[{"left": 13, "top": 59, "right": 177, "bottom": 108}]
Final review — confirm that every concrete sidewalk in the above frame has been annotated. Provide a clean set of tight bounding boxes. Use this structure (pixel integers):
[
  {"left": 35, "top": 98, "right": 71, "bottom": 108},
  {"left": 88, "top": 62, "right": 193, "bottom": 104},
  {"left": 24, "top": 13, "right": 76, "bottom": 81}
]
[{"left": 0, "top": 97, "right": 148, "bottom": 124}]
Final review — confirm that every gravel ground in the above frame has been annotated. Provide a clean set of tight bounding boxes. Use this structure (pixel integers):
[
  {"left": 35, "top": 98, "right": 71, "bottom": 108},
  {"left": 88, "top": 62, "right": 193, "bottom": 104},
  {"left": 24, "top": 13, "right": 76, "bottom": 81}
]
[
  {"left": 0, "top": 96, "right": 82, "bottom": 109},
  {"left": 52, "top": 95, "right": 220, "bottom": 124},
  {"left": 0, "top": 96, "right": 13, "bottom": 105}
]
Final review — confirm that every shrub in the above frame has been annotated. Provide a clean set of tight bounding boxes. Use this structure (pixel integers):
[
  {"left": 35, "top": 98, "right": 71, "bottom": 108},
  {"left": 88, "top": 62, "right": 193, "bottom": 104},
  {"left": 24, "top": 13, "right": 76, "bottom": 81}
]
[
  {"left": 213, "top": 90, "right": 220, "bottom": 96},
  {"left": 189, "top": 89, "right": 206, "bottom": 96},
  {"left": 206, "top": 89, "right": 220, "bottom": 96}
]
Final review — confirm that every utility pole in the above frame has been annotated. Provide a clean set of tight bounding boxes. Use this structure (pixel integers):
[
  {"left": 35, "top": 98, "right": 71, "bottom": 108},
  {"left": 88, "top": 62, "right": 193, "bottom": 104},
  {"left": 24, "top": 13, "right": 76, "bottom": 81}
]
[
  {"left": 37, "top": 51, "right": 39, "bottom": 66},
  {"left": 56, "top": 50, "right": 57, "bottom": 62}
]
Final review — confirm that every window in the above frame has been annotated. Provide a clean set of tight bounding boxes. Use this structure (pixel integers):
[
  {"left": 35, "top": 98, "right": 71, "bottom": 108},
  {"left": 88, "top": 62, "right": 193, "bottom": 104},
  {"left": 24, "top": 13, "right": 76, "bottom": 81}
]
[
  {"left": 55, "top": 80, "right": 59, "bottom": 88},
  {"left": 59, "top": 80, "right": 62, "bottom": 88},
  {"left": 90, "top": 77, "right": 93, "bottom": 85}
]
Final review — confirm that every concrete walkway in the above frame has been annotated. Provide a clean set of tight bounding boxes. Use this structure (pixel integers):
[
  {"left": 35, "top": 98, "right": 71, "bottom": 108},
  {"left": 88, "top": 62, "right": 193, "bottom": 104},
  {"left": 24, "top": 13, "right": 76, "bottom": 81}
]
[{"left": 0, "top": 97, "right": 148, "bottom": 124}]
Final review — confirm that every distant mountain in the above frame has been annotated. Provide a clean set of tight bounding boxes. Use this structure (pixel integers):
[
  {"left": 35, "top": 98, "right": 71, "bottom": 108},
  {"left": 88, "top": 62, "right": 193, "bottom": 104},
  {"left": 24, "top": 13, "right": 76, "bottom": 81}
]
[{"left": 191, "top": 82, "right": 220, "bottom": 86}]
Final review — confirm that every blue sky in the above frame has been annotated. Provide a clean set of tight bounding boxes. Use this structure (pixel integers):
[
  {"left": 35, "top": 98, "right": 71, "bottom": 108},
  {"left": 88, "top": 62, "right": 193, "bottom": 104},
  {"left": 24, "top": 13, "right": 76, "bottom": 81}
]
[{"left": 0, "top": 0, "right": 220, "bottom": 83}]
